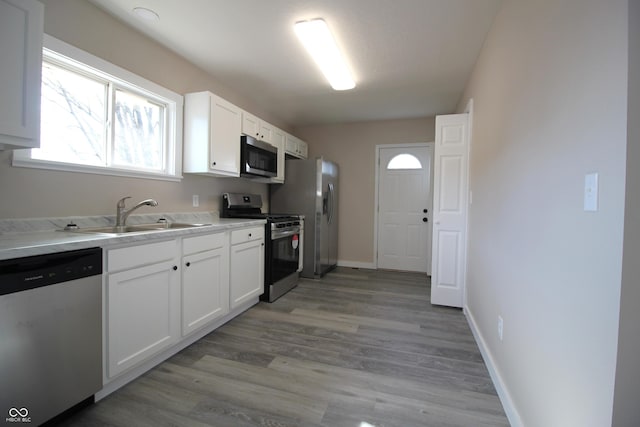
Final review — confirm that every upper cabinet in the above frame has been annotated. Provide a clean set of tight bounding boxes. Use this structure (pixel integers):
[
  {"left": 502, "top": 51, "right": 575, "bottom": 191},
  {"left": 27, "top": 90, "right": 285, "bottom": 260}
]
[
  {"left": 184, "top": 90, "right": 306, "bottom": 180},
  {"left": 271, "top": 127, "right": 286, "bottom": 183},
  {"left": 241, "top": 111, "right": 273, "bottom": 144},
  {"left": 184, "top": 91, "right": 241, "bottom": 177},
  {"left": 285, "top": 133, "right": 308, "bottom": 159},
  {"left": 0, "top": 0, "right": 44, "bottom": 150}
]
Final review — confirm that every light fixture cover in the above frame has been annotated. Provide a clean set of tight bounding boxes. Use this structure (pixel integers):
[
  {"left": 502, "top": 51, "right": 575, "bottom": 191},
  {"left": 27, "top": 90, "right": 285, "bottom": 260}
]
[
  {"left": 133, "top": 7, "right": 159, "bottom": 21},
  {"left": 294, "top": 19, "right": 355, "bottom": 90}
]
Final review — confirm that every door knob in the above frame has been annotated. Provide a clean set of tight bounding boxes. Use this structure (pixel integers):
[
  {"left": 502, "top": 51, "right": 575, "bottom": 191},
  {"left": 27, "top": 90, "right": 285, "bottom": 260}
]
[
  {"left": 423, "top": 209, "right": 428, "bottom": 213},
  {"left": 422, "top": 218, "right": 428, "bottom": 222}
]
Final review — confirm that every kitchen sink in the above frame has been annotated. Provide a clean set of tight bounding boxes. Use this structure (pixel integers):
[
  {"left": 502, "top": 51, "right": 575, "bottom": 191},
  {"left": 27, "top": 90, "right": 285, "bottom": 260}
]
[{"left": 64, "top": 222, "right": 211, "bottom": 235}]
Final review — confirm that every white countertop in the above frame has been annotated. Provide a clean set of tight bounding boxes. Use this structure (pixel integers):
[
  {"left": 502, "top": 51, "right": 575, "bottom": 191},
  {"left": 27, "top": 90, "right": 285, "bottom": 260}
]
[{"left": 0, "top": 214, "right": 265, "bottom": 261}]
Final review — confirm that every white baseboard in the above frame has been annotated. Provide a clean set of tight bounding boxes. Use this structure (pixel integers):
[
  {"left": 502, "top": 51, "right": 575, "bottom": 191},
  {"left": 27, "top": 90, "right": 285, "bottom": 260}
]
[
  {"left": 464, "top": 305, "right": 524, "bottom": 427},
  {"left": 337, "top": 260, "right": 376, "bottom": 269}
]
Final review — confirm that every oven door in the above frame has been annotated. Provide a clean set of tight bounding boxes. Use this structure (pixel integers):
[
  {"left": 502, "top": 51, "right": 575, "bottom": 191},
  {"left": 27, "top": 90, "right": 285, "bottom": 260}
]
[
  {"left": 240, "top": 135, "right": 277, "bottom": 178},
  {"left": 269, "top": 225, "right": 301, "bottom": 284}
]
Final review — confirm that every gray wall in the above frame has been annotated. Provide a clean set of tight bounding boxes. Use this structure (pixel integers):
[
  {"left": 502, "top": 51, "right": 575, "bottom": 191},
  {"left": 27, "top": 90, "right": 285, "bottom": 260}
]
[
  {"left": 457, "top": 0, "right": 628, "bottom": 425},
  {"left": 295, "top": 117, "right": 435, "bottom": 267},
  {"left": 0, "top": 0, "right": 288, "bottom": 219},
  {"left": 612, "top": 1, "right": 640, "bottom": 425}
]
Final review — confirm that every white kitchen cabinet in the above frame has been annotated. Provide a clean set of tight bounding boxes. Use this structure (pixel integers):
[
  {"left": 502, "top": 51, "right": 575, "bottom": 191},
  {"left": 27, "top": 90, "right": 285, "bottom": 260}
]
[
  {"left": 181, "top": 232, "right": 229, "bottom": 336},
  {"left": 105, "top": 240, "right": 180, "bottom": 379},
  {"left": 285, "top": 133, "right": 308, "bottom": 159},
  {"left": 241, "top": 110, "right": 273, "bottom": 143},
  {"left": 0, "top": 0, "right": 43, "bottom": 150},
  {"left": 184, "top": 91, "right": 241, "bottom": 177},
  {"left": 271, "top": 127, "right": 286, "bottom": 183},
  {"left": 230, "top": 226, "right": 265, "bottom": 308}
]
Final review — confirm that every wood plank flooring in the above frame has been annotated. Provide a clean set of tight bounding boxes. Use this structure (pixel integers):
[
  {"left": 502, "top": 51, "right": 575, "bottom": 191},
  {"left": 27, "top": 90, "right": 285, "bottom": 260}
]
[{"left": 61, "top": 268, "right": 509, "bottom": 427}]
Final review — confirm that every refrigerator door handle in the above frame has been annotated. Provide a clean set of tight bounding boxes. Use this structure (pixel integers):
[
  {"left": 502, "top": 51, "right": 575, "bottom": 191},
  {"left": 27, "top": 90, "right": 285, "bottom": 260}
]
[{"left": 328, "top": 183, "right": 335, "bottom": 224}]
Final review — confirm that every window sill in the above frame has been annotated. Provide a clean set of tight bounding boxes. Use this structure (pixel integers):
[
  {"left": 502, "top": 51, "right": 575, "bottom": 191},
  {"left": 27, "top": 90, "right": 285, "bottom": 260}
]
[{"left": 12, "top": 154, "right": 183, "bottom": 182}]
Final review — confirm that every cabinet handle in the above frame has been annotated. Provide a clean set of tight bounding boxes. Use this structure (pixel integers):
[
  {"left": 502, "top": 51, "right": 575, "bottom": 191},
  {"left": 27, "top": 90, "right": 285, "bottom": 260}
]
[
  {"left": 185, "top": 262, "right": 191, "bottom": 267},
  {"left": 212, "top": 161, "right": 217, "bottom": 166},
  {"left": 172, "top": 265, "right": 178, "bottom": 271}
]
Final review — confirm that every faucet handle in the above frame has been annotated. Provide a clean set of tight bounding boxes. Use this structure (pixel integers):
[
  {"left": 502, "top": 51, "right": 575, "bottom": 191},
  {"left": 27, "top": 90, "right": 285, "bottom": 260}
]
[{"left": 117, "top": 196, "right": 132, "bottom": 208}]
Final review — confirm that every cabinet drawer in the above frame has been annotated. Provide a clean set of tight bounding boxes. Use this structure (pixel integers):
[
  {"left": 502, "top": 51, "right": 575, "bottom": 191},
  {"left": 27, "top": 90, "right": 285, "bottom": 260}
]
[
  {"left": 183, "top": 232, "right": 227, "bottom": 255},
  {"left": 107, "top": 240, "right": 176, "bottom": 272},
  {"left": 231, "top": 226, "right": 264, "bottom": 245}
]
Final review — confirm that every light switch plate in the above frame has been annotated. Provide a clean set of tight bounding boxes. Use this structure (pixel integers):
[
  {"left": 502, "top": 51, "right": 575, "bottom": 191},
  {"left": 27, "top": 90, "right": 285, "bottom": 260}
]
[{"left": 584, "top": 173, "right": 598, "bottom": 212}]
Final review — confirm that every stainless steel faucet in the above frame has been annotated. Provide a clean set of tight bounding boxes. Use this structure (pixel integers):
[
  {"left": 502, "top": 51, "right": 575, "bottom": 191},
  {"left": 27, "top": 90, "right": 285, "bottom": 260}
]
[{"left": 116, "top": 196, "right": 159, "bottom": 227}]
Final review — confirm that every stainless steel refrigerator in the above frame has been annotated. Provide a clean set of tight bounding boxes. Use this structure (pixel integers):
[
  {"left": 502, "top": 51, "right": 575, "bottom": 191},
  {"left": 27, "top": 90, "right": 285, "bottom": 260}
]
[{"left": 270, "top": 157, "right": 338, "bottom": 278}]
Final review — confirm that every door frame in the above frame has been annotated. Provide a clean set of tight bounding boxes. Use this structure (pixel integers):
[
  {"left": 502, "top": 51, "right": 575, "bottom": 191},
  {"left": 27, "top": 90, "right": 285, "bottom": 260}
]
[
  {"left": 462, "top": 98, "right": 474, "bottom": 309},
  {"left": 374, "top": 142, "right": 435, "bottom": 274}
]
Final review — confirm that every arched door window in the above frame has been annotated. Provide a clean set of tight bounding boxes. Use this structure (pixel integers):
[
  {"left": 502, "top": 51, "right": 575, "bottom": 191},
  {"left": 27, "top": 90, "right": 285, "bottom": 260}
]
[{"left": 386, "top": 153, "right": 422, "bottom": 170}]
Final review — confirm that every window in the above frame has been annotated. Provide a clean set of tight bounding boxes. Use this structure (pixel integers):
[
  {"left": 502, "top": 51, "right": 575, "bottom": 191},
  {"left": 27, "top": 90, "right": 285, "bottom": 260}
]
[
  {"left": 14, "top": 35, "right": 183, "bottom": 181},
  {"left": 387, "top": 153, "right": 422, "bottom": 170}
]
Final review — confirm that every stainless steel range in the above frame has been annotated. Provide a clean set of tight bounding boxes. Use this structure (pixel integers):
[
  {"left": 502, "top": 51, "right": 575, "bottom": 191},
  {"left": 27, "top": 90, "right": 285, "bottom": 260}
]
[{"left": 222, "top": 193, "right": 301, "bottom": 302}]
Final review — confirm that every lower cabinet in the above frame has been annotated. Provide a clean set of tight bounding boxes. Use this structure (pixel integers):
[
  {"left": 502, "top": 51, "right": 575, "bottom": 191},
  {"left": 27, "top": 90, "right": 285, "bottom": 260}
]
[
  {"left": 230, "top": 226, "right": 265, "bottom": 309},
  {"left": 103, "top": 225, "right": 263, "bottom": 383},
  {"left": 181, "top": 232, "right": 229, "bottom": 336},
  {"left": 105, "top": 240, "right": 180, "bottom": 379}
]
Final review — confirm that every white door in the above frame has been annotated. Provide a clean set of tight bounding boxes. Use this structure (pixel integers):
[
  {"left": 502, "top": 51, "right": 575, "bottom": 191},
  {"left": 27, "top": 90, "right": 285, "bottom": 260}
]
[
  {"left": 431, "top": 114, "right": 469, "bottom": 308},
  {"left": 377, "top": 145, "right": 432, "bottom": 273}
]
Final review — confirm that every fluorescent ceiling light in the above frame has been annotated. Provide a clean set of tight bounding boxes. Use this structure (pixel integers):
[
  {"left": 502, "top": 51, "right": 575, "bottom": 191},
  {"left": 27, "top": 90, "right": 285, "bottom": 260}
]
[{"left": 294, "top": 19, "right": 355, "bottom": 91}]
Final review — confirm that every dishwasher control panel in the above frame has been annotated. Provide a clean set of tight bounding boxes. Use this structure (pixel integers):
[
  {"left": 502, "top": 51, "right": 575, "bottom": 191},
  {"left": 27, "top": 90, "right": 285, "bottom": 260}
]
[{"left": 0, "top": 247, "right": 102, "bottom": 296}]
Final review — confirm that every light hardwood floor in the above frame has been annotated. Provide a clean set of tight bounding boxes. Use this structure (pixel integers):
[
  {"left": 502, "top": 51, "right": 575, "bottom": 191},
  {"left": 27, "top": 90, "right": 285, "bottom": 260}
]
[{"left": 62, "top": 268, "right": 509, "bottom": 427}]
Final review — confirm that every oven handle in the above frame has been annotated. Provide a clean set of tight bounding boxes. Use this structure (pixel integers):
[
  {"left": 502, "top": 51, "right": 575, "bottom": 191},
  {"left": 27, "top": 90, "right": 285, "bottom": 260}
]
[{"left": 271, "top": 227, "right": 301, "bottom": 240}]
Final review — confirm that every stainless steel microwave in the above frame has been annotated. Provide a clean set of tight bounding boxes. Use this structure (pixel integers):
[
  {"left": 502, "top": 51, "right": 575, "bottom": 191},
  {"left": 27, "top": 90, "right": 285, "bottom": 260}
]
[{"left": 240, "top": 135, "right": 277, "bottom": 178}]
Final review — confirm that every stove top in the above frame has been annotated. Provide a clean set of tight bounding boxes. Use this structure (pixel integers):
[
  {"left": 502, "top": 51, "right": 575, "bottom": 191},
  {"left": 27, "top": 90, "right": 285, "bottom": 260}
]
[{"left": 221, "top": 192, "right": 300, "bottom": 223}]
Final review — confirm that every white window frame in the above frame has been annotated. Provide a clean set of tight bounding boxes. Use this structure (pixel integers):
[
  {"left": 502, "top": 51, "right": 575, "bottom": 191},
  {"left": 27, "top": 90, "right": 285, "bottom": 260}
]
[
  {"left": 13, "top": 34, "right": 183, "bottom": 181},
  {"left": 386, "top": 153, "right": 423, "bottom": 170}
]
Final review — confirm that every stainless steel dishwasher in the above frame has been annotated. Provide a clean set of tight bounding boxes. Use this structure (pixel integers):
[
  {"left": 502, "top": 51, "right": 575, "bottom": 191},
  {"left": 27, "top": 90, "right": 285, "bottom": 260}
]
[{"left": 0, "top": 247, "right": 102, "bottom": 425}]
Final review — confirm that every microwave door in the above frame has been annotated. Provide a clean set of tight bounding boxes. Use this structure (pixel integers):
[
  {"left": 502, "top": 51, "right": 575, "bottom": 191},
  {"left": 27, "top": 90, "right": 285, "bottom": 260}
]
[{"left": 242, "top": 136, "right": 277, "bottom": 177}]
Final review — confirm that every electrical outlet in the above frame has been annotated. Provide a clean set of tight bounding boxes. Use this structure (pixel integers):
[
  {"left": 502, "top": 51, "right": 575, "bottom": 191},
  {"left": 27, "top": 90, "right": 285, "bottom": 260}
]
[
  {"left": 192, "top": 194, "right": 199, "bottom": 207},
  {"left": 497, "top": 315, "right": 504, "bottom": 342}
]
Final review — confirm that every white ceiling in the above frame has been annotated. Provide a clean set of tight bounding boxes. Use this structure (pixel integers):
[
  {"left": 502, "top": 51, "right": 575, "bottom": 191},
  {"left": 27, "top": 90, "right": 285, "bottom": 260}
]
[{"left": 88, "top": 0, "right": 502, "bottom": 127}]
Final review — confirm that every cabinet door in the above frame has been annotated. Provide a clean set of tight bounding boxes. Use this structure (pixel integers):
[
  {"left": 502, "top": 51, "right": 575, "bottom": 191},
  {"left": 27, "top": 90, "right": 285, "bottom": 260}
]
[
  {"left": 210, "top": 94, "right": 241, "bottom": 176},
  {"left": 298, "top": 139, "right": 308, "bottom": 159},
  {"left": 271, "top": 127, "right": 285, "bottom": 183},
  {"left": 241, "top": 111, "right": 260, "bottom": 138},
  {"left": 258, "top": 121, "right": 273, "bottom": 144},
  {"left": 230, "top": 239, "right": 264, "bottom": 309},
  {"left": 0, "top": 0, "right": 43, "bottom": 149},
  {"left": 182, "top": 247, "right": 229, "bottom": 336},
  {"left": 242, "top": 111, "right": 273, "bottom": 143},
  {"left": 285, "top": 133, "right": 298, "bottom": 157},
  {"left": 106, "top": 259, "right": 180, "bottom": 378}
]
